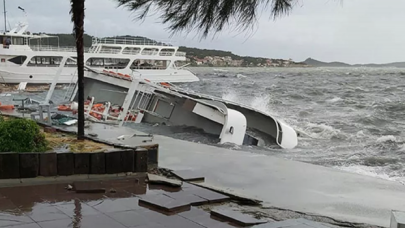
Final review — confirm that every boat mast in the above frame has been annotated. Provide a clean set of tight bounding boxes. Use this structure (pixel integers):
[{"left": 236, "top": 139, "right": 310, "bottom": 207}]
[{"left": 3, "top": 0, "right": 6, "bottom": 33}]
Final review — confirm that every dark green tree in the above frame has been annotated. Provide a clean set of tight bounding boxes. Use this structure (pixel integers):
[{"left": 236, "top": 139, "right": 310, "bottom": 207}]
[
  {"left": 70, "top": 0, "right": 85, "bottom": 140},
  {"left": 116, "top": 0, "right": 294, "bottom": 37}
]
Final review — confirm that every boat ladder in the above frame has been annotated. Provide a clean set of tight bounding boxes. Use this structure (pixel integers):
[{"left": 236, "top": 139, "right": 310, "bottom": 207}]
[{"left": 63, "top": 71, "right": 77, "bottom": 101}]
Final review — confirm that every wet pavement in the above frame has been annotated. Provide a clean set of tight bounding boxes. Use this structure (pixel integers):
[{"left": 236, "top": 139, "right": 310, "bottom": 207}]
[
  {"left": 0, "top": 112, "right": 401, "bottom": 227},
  {"left": 0, "top": 177, "right": 246, "bottom": 228}
]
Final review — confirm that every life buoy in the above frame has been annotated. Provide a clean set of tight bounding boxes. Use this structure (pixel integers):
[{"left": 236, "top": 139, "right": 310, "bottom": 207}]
[
  {"left": 124, "top": 113, "right": 137, "bottom": 121},
  {"left": 0, "top": 105, "right": 15, "bottom": 110},
  {"left": 57, "top": 104, "right": 72, "bottom": 111},
  {"left": 160, "top": 82, "right": 170, "bottom": 87}
]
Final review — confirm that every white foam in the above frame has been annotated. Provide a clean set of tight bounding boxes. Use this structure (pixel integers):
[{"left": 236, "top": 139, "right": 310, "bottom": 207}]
[
  {"left": 236, "top": 74, "right": 247, "bottom": 79},
  {"left": 336, "top": 165, "right": 404, "bottom": 183},
  {"left": 304, "top": 123, "right": 346, "bottom": 140},
  {"left": 376, "top": 135, "right": 397, "bottom": 143},
  {"left": 326, "top": 97, "right": 342, "bottom": 103}
]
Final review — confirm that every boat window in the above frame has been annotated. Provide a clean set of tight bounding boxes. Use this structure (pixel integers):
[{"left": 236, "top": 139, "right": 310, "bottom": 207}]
[
  {"left": 122, "top": 47, "right": 141, "bottom": 55},
  {"left": 7, "top": 56, "right": 27, "bottom": 65},
  {"left": 27, "top": 56, "right": 63, "bottom": 67},
  {"left": 65, "top": 57, "right": 77, "bottom": 67},
  {"left": 159, "top": 49, "right": 175, "bottom": 56},
  {"left": 130, "top": 59, "right": 169, "bottom": 70},
  {"left": 141, "top": 48, "right": 159, "bottom": 55},
  {"left": 86, "top": 58, "right": 130, "bottom": 69},
  {"left": 12, "top": 37, "right": 25, "bottom": 45},
  {"left": 99, "top": 46, "right": 122, "bottom": 54}
]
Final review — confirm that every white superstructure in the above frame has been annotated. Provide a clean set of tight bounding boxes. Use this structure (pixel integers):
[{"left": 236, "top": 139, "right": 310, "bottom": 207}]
[{"left": 0, "top": 20, "right": 199, "bottom": 84}]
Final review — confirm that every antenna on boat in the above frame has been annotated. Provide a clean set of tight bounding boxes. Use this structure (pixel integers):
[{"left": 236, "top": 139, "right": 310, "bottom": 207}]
[{"left": 3, "top": 0, "right": 6, "bottom": 33}]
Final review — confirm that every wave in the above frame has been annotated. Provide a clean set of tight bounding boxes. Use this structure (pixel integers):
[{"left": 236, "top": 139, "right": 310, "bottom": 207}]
[{"left": 326, "top": 97, "right": 343, "bottom": 103}]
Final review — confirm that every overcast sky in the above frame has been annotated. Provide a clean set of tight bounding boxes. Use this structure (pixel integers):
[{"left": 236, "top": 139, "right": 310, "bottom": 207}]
[{"left": 3, "top": 0, "right": 405, "bottom": 64}]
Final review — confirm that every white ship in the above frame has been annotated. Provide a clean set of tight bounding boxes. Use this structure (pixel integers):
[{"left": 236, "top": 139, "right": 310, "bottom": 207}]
[{"left": 0, "top": 6, "right": 199, "bottom": 84}]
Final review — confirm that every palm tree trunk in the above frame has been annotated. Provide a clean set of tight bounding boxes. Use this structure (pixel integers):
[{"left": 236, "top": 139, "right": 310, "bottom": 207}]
[{"left": 71, "top": 0, "right": 85, "bottom": 140}]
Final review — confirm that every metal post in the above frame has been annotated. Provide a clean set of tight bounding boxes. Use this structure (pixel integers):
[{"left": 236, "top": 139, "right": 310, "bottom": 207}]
[
  {"left": 38, "top": 105, "right": 43, "bottom": 122},
  {"left": 44, "top": 56, "right": 68, "bottom": 104},
  {"left": 118, "top": 79, "right": 140, "bottom": 127},
  {"left": 3, "top": 0, "right": 6, "bottom": 33},
  {"left": 46, "top": 105, "right": 51, "bottom": 124}
]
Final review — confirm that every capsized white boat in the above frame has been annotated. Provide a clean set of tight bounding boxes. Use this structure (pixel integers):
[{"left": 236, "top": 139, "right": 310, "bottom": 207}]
[{"left": 61, "top": 65, "right": 298, "bottom": 149}]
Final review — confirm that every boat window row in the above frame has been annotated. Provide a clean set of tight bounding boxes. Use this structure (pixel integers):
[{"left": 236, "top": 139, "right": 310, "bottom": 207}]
[
  {"left": 93, "top": 46, "right": 177, "bottom": 56},
  {"left": 20, "top": 56, "right": 170, "bottom": 70}
]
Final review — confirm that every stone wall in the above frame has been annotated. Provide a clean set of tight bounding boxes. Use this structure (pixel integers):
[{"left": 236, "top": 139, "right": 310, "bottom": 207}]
[{"left": 0, "top": 147, "right": 154, "bottom": 179}]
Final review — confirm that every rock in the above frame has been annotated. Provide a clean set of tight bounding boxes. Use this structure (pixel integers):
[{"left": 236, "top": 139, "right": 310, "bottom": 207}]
[
  {"left": 73, "top": 181, "right": 105, "bottom": 193},
  {"left": 110, "top": 188, "right": 117, "bottom": 193},
  {"left": 89, "top": 133, "right": 98, "bottom": 137},
  {"left": 44, "top": 127, "right": 57, "bottom": 133},
  {"left": 147, "top": 173, "right": 182, "bottom": 187},
  {"left": 66, "top": 184, "right": 73, "bottom": 190}
]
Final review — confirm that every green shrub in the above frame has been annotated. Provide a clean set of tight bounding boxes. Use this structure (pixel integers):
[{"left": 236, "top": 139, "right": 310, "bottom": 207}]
[{"left": 0, "top": 118, "right": 48, "bottom": 153}]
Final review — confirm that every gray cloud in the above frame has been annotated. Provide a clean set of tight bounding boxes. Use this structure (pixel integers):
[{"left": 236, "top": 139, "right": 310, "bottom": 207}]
[{"left": 3, "top": 0, "right": 405, "bottom": 64}]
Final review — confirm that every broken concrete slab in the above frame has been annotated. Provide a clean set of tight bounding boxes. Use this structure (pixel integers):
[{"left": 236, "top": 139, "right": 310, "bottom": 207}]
[
  {"left": 252, "top": 219, "right": 331, "bottom": 228},
  {"left": 139, "top": 193, "right": 191, "bottom": 214},
  {"left": 147, "top": 173, "right": 182, "bottom": 187},
  {"left": 211, "top": 208, "right": 268, "bottom": 227},
  {"left": 73, "top": 181, "right": 106, "bottom": 194},
  {"left": 163, "top": 191, "right": 208, "bottom": 206},
  {"left": 171, "top": 170, "right": 205, "bottom": 182},
  {"left": 186, "top": 187, "right": 229, "bottom": 203}
]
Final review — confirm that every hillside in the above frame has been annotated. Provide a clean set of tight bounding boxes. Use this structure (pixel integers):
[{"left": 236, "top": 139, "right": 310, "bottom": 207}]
[
  {"left": 303, "top": 58, "right": 405, "bottom": 68},
  {"left": 36, "top": 33, "right": 303, "bottom": 67},
  {"left": 303, "top": 58, "right": 351, "bottom": 67}
]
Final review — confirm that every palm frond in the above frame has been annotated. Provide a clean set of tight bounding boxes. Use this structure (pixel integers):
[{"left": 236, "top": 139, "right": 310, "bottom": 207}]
[{"left": 116, "top": 0, "right": 294, "bottom": 37}]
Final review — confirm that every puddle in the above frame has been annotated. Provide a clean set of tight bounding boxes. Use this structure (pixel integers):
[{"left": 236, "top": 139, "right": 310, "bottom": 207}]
[{"left": 0, "top": 177, "right": 238, "bottom": 228}]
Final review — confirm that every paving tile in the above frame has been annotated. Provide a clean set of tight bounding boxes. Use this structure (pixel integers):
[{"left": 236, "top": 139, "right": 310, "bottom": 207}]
[
  {"left": 139, "top": 194, "right": 191, "bottom": 214},
  {"left": 140, "top": 210, "right": 204, "bottom": 228},
  {"left": 179, "top": 207, "right": 208, "bottom": 220},
  {"left": 86, "top": 198, "right": 133, "bottom": 213},
  {"left": 38, "top": 214, "right": 127, "bottom": 228},
  {"left": 0, "top": 212, "right": 34, "bottom": 227},
  {"left": 25, "top": 204, "right": 70, "bottom": 222},
  {"left": 187, "top": 188, "right": 230, "bottom": 203},
  {"left": 73, "top": 181, "right": 106, "bottom": 194},
  {"left": 211, "top": 208, "right": 268, "bottom": 226},
  {"left": 252, "top": 219, "right": 314, "bottom": 228},
  {"left": 289, "top": 219, "right": 333, "bottom": 228},
  {"left": 54, "top": 202, "right": 101, "bottom": 218},
  {"left": 77, "top": 214, "right": 129, "bottom": 228},
  {"left": 36, "top": 218, "right": 73, "bottom": 228},
  {"left": 163, "top": 191, "right": 208, "bottom": 206},
  {"left": 162, "top": 215, "right": 205, "bottom": 228},
  {"left": 130, "top": 223, "right": 166, "bottom": 228},
  {"left": 107, "top": 210, "right": 149, "bottom": 227},
  {"left": 172, "top": 170, "right": 205, "bottom": 182},
  {"left": 5, "top": 223, "right": 42, "bottom": 228},
  {"left": 109, "top": 197, "right": 147, "bottom": 211},
  {"left": 184, "top": 212, "right": 233, "bottom": 228},
  {"left": 147, "top": 174, "right": 183, "bottom": 187}
]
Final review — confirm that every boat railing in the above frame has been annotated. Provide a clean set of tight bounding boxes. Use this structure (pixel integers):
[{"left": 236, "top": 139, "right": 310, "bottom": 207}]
[
  {"left": 98, "top": 49, "right": 121, "bottom": 54},
  {"left": 30, "top": 45, "right": 90, "bottom": 53},
  {"left": 130, "top": 66, "right": 167, "bottom": 70},
  {"left": 159, "top": 51, "right": 175, "bottom": 56},
  {"left": 141, "top": 50, "right": 159, "bottom": 55},
  {"left": 92, "top": 37, "right": 174, "bottom": 47},
  {"left": 122, "top": 50, "right": 141, "bottom": 55},
  {"left": 175, "top": 52, "right": 186, "bottom": 57}
]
